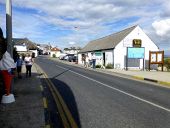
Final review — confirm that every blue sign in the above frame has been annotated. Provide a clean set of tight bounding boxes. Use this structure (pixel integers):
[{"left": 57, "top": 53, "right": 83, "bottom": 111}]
[{"left": 127, "top": 47, "right": 145, "bottom": 58}]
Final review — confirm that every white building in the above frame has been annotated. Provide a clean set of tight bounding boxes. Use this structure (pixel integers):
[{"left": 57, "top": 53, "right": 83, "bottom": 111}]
[
  {"left": 14, "top": 44, "right": 27, "bottom": 52},
  {"left": 13, "top": 38, "right": 38, "bottom": 57},
  {"left": 78, "top": 25, "right": 159, "bottom": 70},
  {"left": 50, "top": 47, "right": 61, "bottom": 58}
]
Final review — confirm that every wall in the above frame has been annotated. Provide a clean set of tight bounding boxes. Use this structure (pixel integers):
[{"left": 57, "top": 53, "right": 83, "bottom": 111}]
[
  {"left": 104, "top": 50, "right": 113, "bottom": 66},
  {"left": 50, "top": 51, "right": 60, "bottom": 58},
  {"left": 78, "top": 51, "right": 113, "bottom": 66},
  {"left": 78, "top": 54, "right": 83, "bottom": 64},
  {"left": 14, "top": 45, "right": 27, "bottom": 52},
  {"left": 29, "top": 50, "right": 38, "bottom": 57},
  {"left": 114, "top": 26, "right": 159, "bottom": 69}
]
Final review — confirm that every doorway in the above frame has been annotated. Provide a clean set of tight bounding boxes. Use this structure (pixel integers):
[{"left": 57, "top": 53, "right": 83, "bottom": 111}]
[{"left": 103, "top": 52, "right": 105, "bottom": 66}]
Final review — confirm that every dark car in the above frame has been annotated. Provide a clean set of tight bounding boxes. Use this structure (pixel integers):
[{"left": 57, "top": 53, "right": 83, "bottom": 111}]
[
  {"left": 63, "top": 54, "right": 74, "bottom": 61},
  {"left": 68, "top": 54, "right": 76, "bottom": 62},
  {"left": 72, "top": 55, "right": 78, "bottom": 62}
]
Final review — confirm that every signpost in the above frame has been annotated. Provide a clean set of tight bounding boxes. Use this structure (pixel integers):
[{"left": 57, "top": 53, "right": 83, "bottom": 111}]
[
  {"left": 6, "top": 0, "right": 13, "bottom": 56},
  {"left": 149, "top": 51, "right": 164, "bottom": 71}
]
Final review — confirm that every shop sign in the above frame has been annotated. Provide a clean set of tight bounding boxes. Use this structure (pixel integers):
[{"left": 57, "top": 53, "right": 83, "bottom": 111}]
[{"left": 133, "top": 39, "right": 142, "bottom": 47}]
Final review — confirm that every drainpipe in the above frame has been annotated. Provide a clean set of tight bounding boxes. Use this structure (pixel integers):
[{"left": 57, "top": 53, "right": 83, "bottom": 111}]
[{"left": 112, "top": 48, "right": 114, "bottom": 68}]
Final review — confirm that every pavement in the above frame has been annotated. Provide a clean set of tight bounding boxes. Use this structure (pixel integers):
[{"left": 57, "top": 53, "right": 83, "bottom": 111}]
[
  {"left": 102, "top": 69, "right": 170, "bottom": 86},
  {"left": 0, "top": 65, "right": 45, "bottom": 128},
  {"left": 50, "top": 57, "right": 170, "bottom": 87}
]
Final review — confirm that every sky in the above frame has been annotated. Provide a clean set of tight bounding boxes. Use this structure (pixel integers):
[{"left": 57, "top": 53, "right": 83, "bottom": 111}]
[{"left": 0, "top": 0, "right": 170, "bottom": 55}]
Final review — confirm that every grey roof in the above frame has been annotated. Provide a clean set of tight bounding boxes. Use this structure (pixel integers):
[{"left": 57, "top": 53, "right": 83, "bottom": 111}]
[
  {"left": 80, "top": 25, "right": 137, "bottom": 53},
  {"left": 13, "top": 38, "right": 37, "bottom": 50}
]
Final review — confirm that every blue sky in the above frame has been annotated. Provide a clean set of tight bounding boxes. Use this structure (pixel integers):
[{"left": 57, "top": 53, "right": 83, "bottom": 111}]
[{"left": 0, "top": 0, "right": 170, "bottom": 55}]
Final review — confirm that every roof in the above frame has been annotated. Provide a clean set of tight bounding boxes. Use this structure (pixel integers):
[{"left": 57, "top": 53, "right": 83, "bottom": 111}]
[
  {"left": 80, "top": 25, "right": 138, "bottom": 53},
  {"left": 64, "top": 47, "right": 81, "bottom": 51},
  {"left": 13, "top": 38, "right": 37, "bottom": 50},
  {"left": 51, "top": 47, "right": 60, "bottom": 51}
]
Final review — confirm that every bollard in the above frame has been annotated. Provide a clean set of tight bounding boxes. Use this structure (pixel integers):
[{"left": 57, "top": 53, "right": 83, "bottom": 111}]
[{"left": 1, "top": 70, "right": 15, "bottom": 103}]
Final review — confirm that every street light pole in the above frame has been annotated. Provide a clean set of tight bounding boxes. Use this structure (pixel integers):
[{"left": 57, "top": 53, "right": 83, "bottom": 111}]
[{"left": 6, "top": 0, "right": 13, "bottom": 56}]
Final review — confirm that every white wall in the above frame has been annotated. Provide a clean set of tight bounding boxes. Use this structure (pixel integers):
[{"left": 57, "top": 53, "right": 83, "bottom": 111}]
[
  {"left": 29, "top": 50, "right": 38, "bottom": 57},
  {"left": 50, "top": 51, "right": 60, "bottom": 58},
  {"left": 78, "top": 53, "right": 83, "bottom": 64},
  {"left": 15, "top": 45, "right": 27, "bottom": 52},
  {"left": 114, "top": 26, "right": 159, "bottom": 69},
  {"left": 105, "top": 50, "right": 113, "bottom": 65},
  {"left": 78, "top": 51, "right": 113, "bottom": 66}
]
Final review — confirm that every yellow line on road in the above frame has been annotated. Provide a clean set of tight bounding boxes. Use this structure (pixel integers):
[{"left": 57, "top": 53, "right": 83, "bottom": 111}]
[
  {"left": 132, "top": 76, "right": 144, "bottom": 80},
  {"left": 45, "top": 124, "right": 51, "bottom": 128},
  {"left": 47, "top": 78, "right": 78, "bottom": 128},
  {"left": 40, "top": 85, "right": 43, "bottom": 91},
  {"left": 35, "top": 64, "right": 78, "bottom": 128},
  {"left": 43, "top": 97, "right": 48, "bottom": 109},
  {"left": 158, "top": 81, "right": 170, "bottom": 86}
]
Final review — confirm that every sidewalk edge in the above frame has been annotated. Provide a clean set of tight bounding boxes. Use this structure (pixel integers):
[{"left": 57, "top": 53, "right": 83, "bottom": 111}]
[{"left": 49, "top": 58, "right": 170, "bottom": 88}]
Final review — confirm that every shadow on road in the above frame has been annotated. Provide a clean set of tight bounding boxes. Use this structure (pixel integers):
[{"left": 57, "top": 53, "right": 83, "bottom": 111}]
[{"left": 49, "top": 77, "right": 81, "bottom": 128}]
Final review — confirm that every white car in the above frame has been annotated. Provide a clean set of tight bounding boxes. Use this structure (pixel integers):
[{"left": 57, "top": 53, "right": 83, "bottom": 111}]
[{"left": 59, "top": 53, "right": 67, "bottom": 60}]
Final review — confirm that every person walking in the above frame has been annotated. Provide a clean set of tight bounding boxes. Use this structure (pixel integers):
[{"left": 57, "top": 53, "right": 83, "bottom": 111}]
[
  {"left": 16, "top": 55, "right": 23, "bottom": 78},
  {"left": 24, "top": 54, "right": 33, "bottom": 77}
]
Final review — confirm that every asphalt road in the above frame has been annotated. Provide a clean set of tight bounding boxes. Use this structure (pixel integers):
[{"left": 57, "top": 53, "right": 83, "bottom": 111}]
[{"left": 36, "top": 56, "right": 170, "bottom": 128}]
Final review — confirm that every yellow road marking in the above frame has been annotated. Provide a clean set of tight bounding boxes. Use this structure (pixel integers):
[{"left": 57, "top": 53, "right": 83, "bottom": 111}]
[
  {"left": 44, "top": 74, "right": 71, "bottom": 128},
  {"left": 158, "top": 81, "right": 170, "bottom": 86},
  {"left": 43, "top": 97, "right": 48, "bottom": 109},
  {"left": 45, "top": 124, "right": 51, "bottom": 128},
  {"left": 35, "top": 64, "right": 78, "bottom": 128},
  {"left": 132, "top": 76, "right": 144, "bottom": 80},
  {"left": 47, "top": 78, "right": 78, "bottom": 128},
  {"left": 40, "top": 85, "right": 43, "bottom": 91}
]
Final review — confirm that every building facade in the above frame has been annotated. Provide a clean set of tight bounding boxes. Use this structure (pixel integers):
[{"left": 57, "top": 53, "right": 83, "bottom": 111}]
[
  {"left": 78, "top": 25, "right": 159, "bottom": 70},
  {"left": 13, "top": 38, "right": 38, "bottom": 57},
  {"left": 50, "top": 47, "right": 61, "bottom": 58}
]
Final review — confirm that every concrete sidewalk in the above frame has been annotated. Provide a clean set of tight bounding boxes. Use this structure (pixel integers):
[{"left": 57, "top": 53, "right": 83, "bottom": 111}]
[
  {"left": 0, "top": 65, "right": 45, "bottom": 128},
  {"left": 51, "top": 58, "right": 170, "bottom": 87},
  {"left": 100, "top": 69, "right": 170, "bottom": 86}
]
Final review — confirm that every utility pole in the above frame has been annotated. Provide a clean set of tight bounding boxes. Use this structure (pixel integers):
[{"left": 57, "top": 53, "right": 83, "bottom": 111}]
[{"left": 6, "top": 0, "right": 13, "bottom": 56}]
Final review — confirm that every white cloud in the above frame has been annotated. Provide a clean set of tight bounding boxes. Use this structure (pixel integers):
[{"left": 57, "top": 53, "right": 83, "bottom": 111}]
[
  {"left": 152, "top": 19, "right": 170, "bottom": 36},
  {"left": 69, "top": 41, "right": 76, "bottom": 45},
  {"left": 1, "top": 0, "right": 170, "bottom": 51}
]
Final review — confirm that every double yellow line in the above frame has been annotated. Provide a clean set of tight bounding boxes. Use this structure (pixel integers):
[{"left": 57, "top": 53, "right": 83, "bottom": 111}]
[{"left": 35, "top": 64, "right": 78, "bottom": 128}]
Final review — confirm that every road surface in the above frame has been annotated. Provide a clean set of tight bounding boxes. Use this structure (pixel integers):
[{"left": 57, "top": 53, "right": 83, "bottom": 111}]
[{"left": 36, "top": 56, "right": 170, "bottom": 128}]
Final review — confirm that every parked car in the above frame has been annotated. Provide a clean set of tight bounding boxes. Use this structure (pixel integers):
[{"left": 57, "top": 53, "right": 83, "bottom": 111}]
[
  {"left": 63, "top": 54, "right": 74, "bottom": 61},
  {"left": 72, "top": 55, "right": 78, "bottom": 62},
  {"left": 67, "top": 55, "right": 77, "bottom": 62},
  {"left": 59, "top": 53, "right": 67, "bottom": 60}
]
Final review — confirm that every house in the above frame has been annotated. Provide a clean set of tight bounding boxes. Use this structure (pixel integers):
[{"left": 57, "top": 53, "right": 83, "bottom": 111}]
[
  {"left": 37, "top": 44, "right": 51, "bottom": 55},
  {"left": 50, "top": 47, "right": 61, "bottom": 58},
  {"left": 13, "top": 38, "right": 38, "bottom": 57},
  {"left": 78, "top": 25, "right": 159, "bottom": 70}
]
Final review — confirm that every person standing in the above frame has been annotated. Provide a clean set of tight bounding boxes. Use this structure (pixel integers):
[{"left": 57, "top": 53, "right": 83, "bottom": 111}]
[
  {"left": 24, "top": 54, "right": 33, "bottom": 77},
  {"left": 91, "top": 53, "right": 96, "bottom": 69},
  {"left": 16, "top": 55, "right": 23, "bottom": 78},
  {"left": 85, "top": 54, "right": 89, "bottom": 68},
  {"left": 82, "top": 54, "right": 85, "bottom": 67}
]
